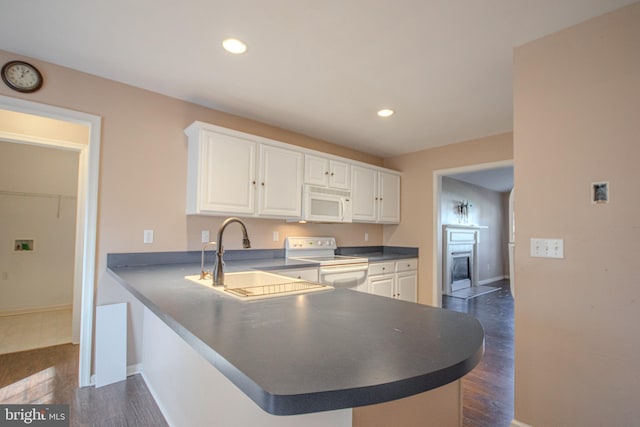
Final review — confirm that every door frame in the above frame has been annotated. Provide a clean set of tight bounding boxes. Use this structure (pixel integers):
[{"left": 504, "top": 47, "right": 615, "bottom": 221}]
[
  {"left": 0, "top": 95, "right": 101, "bottom": 387},
  {"left": 432, "top": 159, "right": 513, "bottom": 307}
]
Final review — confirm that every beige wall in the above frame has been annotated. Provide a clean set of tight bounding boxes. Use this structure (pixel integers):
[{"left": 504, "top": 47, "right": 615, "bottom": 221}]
[
  {"left": 513, "top": 3, "right": 640, "bottom": 425},
  {"left": 0, "top": 48, "right": 385, "bottom": 366},
  {"left": 384, "top": 132, "right": 513, "bottom": 305}
]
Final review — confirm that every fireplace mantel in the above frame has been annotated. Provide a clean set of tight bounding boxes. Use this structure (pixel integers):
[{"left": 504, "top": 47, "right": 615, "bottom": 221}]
[{"left": 443, "top": 224, "right": 488, "bottom": 230}]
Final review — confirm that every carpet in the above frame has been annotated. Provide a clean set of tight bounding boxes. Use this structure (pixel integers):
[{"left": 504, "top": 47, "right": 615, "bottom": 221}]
[{"left": 445, "top": 285, "right": 500, "bottom": 300}]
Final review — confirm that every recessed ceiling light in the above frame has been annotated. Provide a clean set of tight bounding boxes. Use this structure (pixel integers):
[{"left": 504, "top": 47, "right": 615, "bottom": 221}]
[
  {"left": 377, "top": 108, "right": 395, "bottom": 117},
  {"left": 222, "top": 38, "right": 247, "bottom": 54}
]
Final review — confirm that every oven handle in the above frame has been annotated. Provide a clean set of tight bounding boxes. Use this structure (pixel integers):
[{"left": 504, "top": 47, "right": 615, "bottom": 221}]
[{"left": 319, "top": 264, "right": 369, "bottom": 275}]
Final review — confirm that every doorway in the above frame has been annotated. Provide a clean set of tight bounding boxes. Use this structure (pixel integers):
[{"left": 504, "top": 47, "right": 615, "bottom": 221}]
[
  {"left": 0, "top": 141, "right": 79, "bottom": 354},
  {"left": 432, "top": 160, "right": 513, "bottom": 307},
  {"left": 0, "top": 95, "right": 101, "bottom": 387}
]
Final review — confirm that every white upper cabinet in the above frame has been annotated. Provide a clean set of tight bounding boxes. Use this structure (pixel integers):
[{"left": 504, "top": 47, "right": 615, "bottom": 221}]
[
  {"left": 351, "top": 166, "right": 400, "bottom": 224},
  {"left": 186, "top": 129, "right": 256, "bottom": 215},
  {"left": 351, "top": 165, "right": 378, "bottom": 222},
  {"left": 185, "top": 121, "right": 398, "bottom": 222},
  {"left": 258, "top": 144, "right": 303, "bottom": 217},
  {"left": 304, "top": 155, "right": 350, "bottom": 190},
  {"left": 185, "top": 123, "right": 302, "bottom": 219},
  {"left": 378, "top": 171, "right": 400, "bottom": 223}
]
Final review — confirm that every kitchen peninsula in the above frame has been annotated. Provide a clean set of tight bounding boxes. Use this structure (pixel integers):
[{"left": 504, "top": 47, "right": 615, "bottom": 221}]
[{"left": 107, "top": 251, "right": 484, "bottom": 426}]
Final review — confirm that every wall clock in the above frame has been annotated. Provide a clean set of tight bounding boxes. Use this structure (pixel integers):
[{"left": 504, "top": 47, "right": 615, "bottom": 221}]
[{"left": 1, "top": 60, "right": 43, "bottom": 93}]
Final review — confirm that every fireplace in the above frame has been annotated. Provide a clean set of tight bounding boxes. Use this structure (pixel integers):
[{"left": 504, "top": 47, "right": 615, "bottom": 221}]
[
  {"left": 451, "top": 251, "right": 472, "bottom": 291},
  {"left": 443, "top": 225, "right": 482, "bottom": 295}
]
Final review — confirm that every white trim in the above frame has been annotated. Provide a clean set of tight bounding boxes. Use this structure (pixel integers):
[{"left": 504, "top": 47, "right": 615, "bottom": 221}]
[
  {"left": 127, "top": 363, "right": 143, "bottom": 376},
  {"left": 478, "top": 275, "right": 508, "bottom": 285},
  {"left": 0, "top": 304, "right": 73, "bottom": 317},
  {"left": 90, "top": 364, "right": 144, "bottom": 386},
  {"left": 511, "top": 419, "right": 533, "bottom": 427},
  {"left": 433, "top": 159, "right": 514, "bottom": 308},
  {"left": 0, "top": 95, "right": 101, "bottom": 388}
]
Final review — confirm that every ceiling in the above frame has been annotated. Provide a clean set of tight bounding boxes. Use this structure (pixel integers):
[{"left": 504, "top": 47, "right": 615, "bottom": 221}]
[
  {"left": 0, "top": 1, "right": 635, "bottom": 158},
  {"left": 448, "top": 166, "right": 514, "bottom": 193}
]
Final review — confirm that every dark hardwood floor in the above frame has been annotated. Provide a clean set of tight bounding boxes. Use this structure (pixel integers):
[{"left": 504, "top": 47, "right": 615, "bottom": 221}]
[
  {"left": 0, "top": 344, "right": 167, "bottom": 426},
  {"left": 443, "top": 279, "right": 515, "bottom": 427}
]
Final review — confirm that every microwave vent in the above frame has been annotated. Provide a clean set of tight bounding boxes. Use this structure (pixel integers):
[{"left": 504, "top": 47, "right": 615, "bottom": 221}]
[{"left": 305, "top": 185, "right": 350, "bottom": 197}]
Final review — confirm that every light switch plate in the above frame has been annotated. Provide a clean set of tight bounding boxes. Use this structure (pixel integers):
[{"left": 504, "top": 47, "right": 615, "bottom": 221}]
[
  {"left": 201, "top": 230, "right": 210, "bottom": 243},
  {"left": 530, "top": 238, "right": 564, "bottom": 259},
  {"left": 144, "top": 229, "right": 154, "bottom": 244}
]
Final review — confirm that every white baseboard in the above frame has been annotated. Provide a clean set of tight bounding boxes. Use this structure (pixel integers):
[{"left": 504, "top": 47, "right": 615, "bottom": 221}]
[
  {"left": 478, "top": 275, "right": 507, "bottom": 285},
  {"left": 140, "top": 370, "right": 176, "bottom": 427},
  {"left": 89, "top": 363, "right": 143, "bottom": 386},
  {"left": 0, "top": 303, "right": 73, "bottom": 317},
  {"left": 511, "top": 419, "right": 532, "bottom": 427},
  {"left": 127, "top": 363, "right": 142, "bottom": 376}
]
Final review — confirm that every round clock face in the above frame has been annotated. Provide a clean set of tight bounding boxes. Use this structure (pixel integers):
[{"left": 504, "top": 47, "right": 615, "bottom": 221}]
[{"left": 1, "top": 61, "right": 43, "bottom": 93}]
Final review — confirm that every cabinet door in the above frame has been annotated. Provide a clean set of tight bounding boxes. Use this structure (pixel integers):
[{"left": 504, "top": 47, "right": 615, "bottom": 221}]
[
  {"left": 368, "top": 274, "right": 395, "bottom": 299},
  {"left": 304, "top": 155, "right": 329, "bottom": 186},
  {"left": 198, "top": 131, "right": 256, "bottom": 214},
  {"left": 396, "top": 271, "right": 417, "bottom": 303},
  {"left": 271, "top": 268, "right": 319, "bottom": 282},
  {"left": 378, "top": 171, "right": 400, "bottom": 224},
  {"left": 351, "top": 165, "right": 378, "bottom": 222},
  {"left": 329, "top": 160, "right": 351, "bottom": 190},
  {"left": 258, "top": 145, "right": 303, "bottom": 217}
]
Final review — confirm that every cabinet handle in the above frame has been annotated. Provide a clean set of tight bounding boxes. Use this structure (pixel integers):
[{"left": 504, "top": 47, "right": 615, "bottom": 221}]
[
  {"left": 325, "top": 171, "right": 329, "bottom": 175},
  {"left": 381, "top": 267, "right": 385, "bottom": 271},
  {"left": 330, "top": 172, "right": 334, "bottom": 176},
  {"left": 261, "top": 182, "right": 265, "bottom": 186},
  {"left": 380, "top": 197, "right": 383, "bottom": 201},
  {"left": 375, "top": 197, "right": 379, "bottom": 201}
]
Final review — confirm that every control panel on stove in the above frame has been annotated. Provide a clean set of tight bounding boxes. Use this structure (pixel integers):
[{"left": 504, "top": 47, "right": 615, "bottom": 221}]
[{"left": 285, "top": 237, "right": 337, "bottom": 251}]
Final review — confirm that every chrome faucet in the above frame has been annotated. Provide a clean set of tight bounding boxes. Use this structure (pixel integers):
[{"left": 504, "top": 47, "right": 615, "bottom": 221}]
[{"left": 214, "top": 217, "right": 251, "bottom": 287}]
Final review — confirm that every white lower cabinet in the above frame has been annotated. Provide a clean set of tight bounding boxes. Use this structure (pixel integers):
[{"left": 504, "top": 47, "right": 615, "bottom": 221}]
[
  {"left": 367, "top": 259, "right": 417, "bottom": 302},
  {"left": 271, "top": 267, "right": 319, "bottom": 283}
]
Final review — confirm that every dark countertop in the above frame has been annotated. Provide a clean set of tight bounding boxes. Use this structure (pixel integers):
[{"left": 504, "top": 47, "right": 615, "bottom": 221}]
[
  {"left": 335, "top": 245, "right": 418, "bottom": 262},
  {"left": 107, "top": 255, "right": 484, "bottom": 416}
]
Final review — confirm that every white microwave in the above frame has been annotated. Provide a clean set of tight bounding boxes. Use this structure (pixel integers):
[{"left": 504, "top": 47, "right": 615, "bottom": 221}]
[{"left": 301, "top": 184, "right": 352, "bottom": 223}]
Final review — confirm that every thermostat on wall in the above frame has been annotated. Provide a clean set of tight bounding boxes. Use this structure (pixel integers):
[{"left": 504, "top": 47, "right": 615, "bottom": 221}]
[
  {"left": 591, "top": 181, "right": 609, "bottom": 204},
  {"left": 14, "top": 239, "right": 35, "bottom": 252}
]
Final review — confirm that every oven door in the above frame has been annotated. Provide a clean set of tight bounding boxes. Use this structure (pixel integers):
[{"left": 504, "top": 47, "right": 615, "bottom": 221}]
[{"left": 319, "top": 263, "right": 368, "bottom": 292}]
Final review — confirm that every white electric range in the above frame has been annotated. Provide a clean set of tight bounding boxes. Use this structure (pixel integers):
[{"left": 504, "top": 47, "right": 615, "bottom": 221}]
[{"left": 285, "top": 237, "right": 369, "bottom": 290}]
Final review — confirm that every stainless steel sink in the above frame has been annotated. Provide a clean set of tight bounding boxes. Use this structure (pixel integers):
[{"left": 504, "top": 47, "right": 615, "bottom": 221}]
[{"left": 185, "top": 270, "right": 331, "bottom": 300}]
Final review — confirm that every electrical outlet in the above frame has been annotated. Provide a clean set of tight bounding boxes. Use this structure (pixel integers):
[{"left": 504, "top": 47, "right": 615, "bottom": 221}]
[
  {"left": 144, "top": 229, "right": 154, "bottom": 244},
  {"left": 364, "top": 232, "right": 369, "bottom": 241},
  {"left": 530, "top": 238, "right": 564, "bottom": 259},
  {"left": 201, "top": 230, "right": 210, "bottom": 243},
  {"left": 273, "top": 231, "right": 279, "bottom": 242}
]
